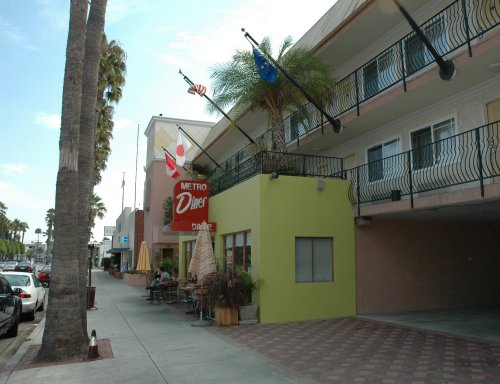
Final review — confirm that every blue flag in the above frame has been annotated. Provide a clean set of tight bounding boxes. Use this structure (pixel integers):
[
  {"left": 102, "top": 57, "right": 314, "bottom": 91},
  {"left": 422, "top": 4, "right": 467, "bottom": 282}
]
[{"left": 253, "top": 47, "right": 278, "bottom": 84}]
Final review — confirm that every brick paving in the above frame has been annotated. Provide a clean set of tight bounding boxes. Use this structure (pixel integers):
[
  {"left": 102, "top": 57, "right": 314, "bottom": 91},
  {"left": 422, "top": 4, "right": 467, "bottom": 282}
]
[{"left": 210, "top": 317, "right": 500, "bottom": 384}]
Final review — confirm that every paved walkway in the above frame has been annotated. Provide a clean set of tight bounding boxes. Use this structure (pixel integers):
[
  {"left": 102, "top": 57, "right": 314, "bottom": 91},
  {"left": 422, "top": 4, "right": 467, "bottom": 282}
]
[{"left": 1, "top": 270, "right": 499, "bottom": 384}]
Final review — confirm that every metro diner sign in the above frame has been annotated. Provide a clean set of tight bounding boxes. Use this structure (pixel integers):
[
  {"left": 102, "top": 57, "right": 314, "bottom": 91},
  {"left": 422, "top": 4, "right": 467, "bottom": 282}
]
[{"left": 171, "top": 180, "right": 216, "bottom": 232}]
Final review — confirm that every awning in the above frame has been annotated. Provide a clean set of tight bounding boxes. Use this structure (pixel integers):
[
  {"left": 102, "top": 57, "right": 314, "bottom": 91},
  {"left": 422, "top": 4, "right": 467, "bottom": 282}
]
[{"left": 107, "top": 247, "right": 130, "bottom": 254}]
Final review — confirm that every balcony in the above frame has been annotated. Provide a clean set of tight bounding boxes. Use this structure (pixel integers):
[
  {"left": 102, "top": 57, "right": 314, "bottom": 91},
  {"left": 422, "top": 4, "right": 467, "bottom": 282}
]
[
  {"left": 209, "top": 151, "right": 344, "bottom": 196},
  {"left": 346, "top": 120, "right": 500, "bottom": 213},
  {"left": 201, "top": 0, "right": 499, "bottom": 198}
]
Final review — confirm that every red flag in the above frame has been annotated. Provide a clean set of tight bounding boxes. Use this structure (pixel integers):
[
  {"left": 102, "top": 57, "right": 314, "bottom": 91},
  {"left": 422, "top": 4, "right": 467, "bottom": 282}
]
[
  {"left": 164, "top": 152, "right": 180, "bottom": 179},
  {"left": 187, "top": 84, "right": 207, "bottom": 97}
]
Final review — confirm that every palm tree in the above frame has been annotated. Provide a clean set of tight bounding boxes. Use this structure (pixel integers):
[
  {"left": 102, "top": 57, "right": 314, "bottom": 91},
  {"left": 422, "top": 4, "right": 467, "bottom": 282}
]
[
  {"left": 10, "top": 219, "right": 21, "bottom": 241},
  {"left": 36, "top": 0, "right": 108, "bottom": 364},
  {"left": 35, "top": 228, "right": 42, "bottom": 256},
  {"left": 89, "top": 193, "right": 107, "bottom": 237},
  {"left": 0, "top": 202, "right": 9, "bottom": 240},
  {"left": 210, "top": 36, "right": 335, "bottom": 153},
  {"left": 19, "top": 221, "right": 29, "bottom": 243},
  {"left": 45, "top": 208, "right": 55, "bottom": 256},
  {"left": 94, "top": 36, "right": 126, "bottom": 185}
]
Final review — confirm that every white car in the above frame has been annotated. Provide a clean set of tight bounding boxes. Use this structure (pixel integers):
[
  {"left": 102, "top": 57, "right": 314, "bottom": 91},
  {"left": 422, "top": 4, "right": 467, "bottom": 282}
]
[{"left": 1, "top": 272, "right": 46, "bottom": 321}]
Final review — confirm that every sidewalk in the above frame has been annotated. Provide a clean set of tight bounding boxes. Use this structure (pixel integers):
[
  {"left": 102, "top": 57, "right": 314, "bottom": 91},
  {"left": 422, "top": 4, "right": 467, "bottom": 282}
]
[
  {"left": 0, "top": 270, "right": 299, "bottom": 384},
  {"left": 2, "top": 270, "right": 500, "bottom": 384}
]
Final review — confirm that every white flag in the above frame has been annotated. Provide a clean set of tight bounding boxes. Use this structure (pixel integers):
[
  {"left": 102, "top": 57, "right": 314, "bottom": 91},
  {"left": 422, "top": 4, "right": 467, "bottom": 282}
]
[{"left": 176, "top": 130, "right": 192, "bottom": 166}]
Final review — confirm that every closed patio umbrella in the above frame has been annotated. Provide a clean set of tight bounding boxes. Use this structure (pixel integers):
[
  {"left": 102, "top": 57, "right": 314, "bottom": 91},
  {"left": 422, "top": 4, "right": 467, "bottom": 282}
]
[
  {"left": 188, "top": 222, "right": 216, "bottom": 325},
  {"left": 136, "top": 241, "right": 151, "bottom": 273}
]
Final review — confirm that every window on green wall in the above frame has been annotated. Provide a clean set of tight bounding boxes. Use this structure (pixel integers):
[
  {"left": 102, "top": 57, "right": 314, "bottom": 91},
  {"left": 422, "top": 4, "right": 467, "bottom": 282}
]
[
  {"left": 295, "top": 237, "right": 333, "bottom": 283},
  {"left": 224, "top": 231, "right": 251, "bottom": 276}
]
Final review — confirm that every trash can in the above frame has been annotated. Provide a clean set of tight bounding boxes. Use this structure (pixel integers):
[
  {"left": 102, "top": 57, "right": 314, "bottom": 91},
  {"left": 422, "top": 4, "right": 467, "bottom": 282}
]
[{"left": 87, "top": 286, "right": 96, "bottom": 309}]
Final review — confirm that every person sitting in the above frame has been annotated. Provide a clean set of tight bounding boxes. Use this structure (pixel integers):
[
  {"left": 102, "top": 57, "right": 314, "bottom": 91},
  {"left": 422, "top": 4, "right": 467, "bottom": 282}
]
[{"left": 146, "top": 267, "right": 163, "bottom": 301}]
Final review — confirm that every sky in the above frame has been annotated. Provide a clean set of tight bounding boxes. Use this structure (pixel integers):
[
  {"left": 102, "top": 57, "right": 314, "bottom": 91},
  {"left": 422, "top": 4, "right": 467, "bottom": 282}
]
[{"left": 0, "top": 0, "right": 336, "bottom": 244}]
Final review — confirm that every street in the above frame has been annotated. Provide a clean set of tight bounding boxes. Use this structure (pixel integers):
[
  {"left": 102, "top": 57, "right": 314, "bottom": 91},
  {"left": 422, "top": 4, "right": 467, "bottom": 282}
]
[{"left": 0, "top": 300, "right": 45, "bottom": 372}]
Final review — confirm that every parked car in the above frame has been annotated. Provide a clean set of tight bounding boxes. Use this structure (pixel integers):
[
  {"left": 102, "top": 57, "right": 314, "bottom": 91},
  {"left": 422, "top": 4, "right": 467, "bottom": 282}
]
[
  {"left": 2, "top": 261, "right": 18, "bottom": 272},
  {"left": 37, "top": 265, "right": 51, "bottom": 286},
  {"left": 0, "top": 273, "right": 22, "bottom": 337},
  {"left": 15, "top": 262, "right": 35, "bottom": 273},
  {"left": 1, "top": 272, "right": 46, "bottom": 321}
]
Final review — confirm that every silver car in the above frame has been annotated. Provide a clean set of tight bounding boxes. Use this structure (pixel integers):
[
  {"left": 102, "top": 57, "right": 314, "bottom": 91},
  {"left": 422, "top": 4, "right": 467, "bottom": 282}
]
[
  {"left": 1, "top": 272, "right": 46, "bottom": 321},
  {"left": 2, "top": 261, "right": 18, "bottom": 272}
]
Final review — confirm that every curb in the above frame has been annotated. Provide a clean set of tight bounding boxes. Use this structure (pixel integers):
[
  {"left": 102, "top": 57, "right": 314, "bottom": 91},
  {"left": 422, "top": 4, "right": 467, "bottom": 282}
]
[{"left": 0, "top": 317, "right": 45, "bottom": 384}]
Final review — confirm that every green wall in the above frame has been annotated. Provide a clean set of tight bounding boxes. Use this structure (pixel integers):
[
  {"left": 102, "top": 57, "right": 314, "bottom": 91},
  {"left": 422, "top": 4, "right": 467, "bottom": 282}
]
[{"left": 181, "top": 174, "right": 356, "bottom": 324}]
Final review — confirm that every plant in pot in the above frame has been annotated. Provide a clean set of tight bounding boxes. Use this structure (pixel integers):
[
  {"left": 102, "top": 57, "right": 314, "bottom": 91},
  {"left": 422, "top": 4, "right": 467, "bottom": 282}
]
[
  {"left": 212, "top": 270, "right": 239, "bottom": 326},
  {"left": 236, "top": 270, "right": 258, "bottom": 325}
]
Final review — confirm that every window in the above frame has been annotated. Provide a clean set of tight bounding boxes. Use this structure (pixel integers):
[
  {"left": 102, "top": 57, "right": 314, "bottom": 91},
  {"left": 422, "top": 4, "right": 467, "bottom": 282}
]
[
  {"left": 363, "top": 48, "right": 397, "bottom": 99},
  {"left": 404, "top": 15, "right": 448, "bottom": 76},
  {"left": 411, "top": 118, "right": 456, "bottom": 170},
  {"left": 367, "top": 138, "right": 400, "bottom": 182},
  {"left": 295, "top": 237, "right": 333, "bottom": 283},
  {"left": 224, "top": 231, "right": 251, "bottom": 276}
]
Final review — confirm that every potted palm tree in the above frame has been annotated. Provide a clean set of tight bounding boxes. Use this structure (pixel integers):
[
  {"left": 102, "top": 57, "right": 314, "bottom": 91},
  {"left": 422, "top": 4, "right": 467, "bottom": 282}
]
[
  {"left": 209, "top": 36, "right": 335, "bottom": 154},
  {"left": 236, "top": 270, "right": 258, "bottom": 325}
]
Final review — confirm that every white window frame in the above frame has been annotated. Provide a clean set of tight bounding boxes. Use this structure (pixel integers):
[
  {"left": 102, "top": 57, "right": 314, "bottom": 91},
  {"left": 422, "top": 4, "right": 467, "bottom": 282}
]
[
  {"left": 295, "top": 237, "right": 333, "bottom": 283},
  {"left": 362, "top": 47, "right": 398, "bottom": 100},
  {"left": 409, "top": 116, "right": 458, "bottom": 171},
  {"left": 366, "top": 136, "right": 402, "bottom": 183},
  {"left": 403, "top": 14, "right": 450, "bottom": 76}
]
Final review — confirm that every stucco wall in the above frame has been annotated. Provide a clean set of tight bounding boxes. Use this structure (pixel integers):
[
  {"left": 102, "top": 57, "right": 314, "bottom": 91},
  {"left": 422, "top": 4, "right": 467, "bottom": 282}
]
[
  {"left": 208, "top": 174, "right": 356, "bottom": 324},
  {"left": 356, "top": 219, "right": 500, "bottom": 314}
]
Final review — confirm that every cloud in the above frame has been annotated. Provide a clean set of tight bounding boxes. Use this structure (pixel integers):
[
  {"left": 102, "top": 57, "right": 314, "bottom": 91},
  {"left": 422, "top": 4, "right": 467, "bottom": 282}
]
[
  {"left": 36, "top": 112, "right": 60, "bottom": 129},
  {"left": 113, "top": 118, "right": 134, "bottom": 132},
  {"left": 106, "top": 0, "right": 152, "bottom": 24},
  {"left": 0, "top": 15, "right": 38, "bottom": 51},
  {"left": 158, "top": 54, "right": 186, "bottom": 67},
  {"left": 0, "top": 164, "right": 29, "bottom": 176}
]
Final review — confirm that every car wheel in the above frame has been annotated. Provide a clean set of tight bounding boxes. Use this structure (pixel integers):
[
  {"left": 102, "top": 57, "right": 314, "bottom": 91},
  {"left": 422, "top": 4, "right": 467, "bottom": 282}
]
[
  {"left": 38, "top": 298, "right": 45, "bottom": 311},
  {"left": 26, "top": 306, "right": 36, "bottom": 321},
  {"left": 6, "top": 311, "right": 19, "bottom": 338}
]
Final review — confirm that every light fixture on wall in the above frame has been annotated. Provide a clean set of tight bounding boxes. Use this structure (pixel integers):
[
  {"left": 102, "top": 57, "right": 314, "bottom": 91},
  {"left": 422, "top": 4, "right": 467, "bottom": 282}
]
[
  {"left": 355, "top": 216, "right": 372, "bottom": 226},
  {"left": 316, "top": 179, "right": 324, "bottom": 190},
  {"left": 269, "top": 171, "right": 279, "bottom": 180}
]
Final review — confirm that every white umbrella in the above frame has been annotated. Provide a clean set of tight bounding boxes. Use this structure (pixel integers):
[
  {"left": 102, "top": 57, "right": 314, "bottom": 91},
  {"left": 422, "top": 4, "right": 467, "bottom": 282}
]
[{"left": 188, "top": 222, "right": 216, "bottom": 325}]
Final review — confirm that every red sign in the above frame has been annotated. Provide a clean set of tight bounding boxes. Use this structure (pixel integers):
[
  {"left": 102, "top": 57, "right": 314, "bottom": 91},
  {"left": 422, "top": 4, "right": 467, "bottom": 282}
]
[{"left": 171, "top": 180, "right": 216, "bottom": 232}]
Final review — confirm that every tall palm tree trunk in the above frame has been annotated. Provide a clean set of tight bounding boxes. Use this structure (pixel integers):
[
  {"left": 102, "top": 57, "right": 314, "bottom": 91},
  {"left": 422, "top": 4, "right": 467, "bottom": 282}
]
[
  {"left": 77, "top": 0, "right": 108, "bottom": 339},
  {"left": 36, "top": 0, "right": 89, "bottom": 362}
]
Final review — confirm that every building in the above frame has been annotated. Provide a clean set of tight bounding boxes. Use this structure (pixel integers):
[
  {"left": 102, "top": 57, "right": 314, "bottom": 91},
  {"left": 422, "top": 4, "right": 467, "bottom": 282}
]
[
  {"left": 109, "top": 208, "right": 144, "bottom": 271},
  {"left": 149, "top": 0, "right": 500, "bottom": 323},
  {"left": 143, "top": 116, "right": 214, "bottom": 268}
]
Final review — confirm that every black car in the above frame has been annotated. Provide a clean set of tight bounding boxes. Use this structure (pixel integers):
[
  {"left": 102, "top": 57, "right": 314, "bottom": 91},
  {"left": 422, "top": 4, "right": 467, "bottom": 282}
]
[{"left": 0, "top": 273, "right": 22, "bottom": 338}]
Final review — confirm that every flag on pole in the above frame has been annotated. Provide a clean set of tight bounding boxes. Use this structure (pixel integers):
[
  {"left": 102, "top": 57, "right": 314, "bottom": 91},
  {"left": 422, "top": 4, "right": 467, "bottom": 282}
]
[
  {"left": 253, "top": 47, "right": 278, "bottom": 84},
  {"left": 164, "top": 152, "right": 180, "bottom": 179},
  {"left": 176, "top": 130, "right": 192, "bottom": 166},
  {"left": 187, "top": 84, "right": 207, "bottom": 97}
]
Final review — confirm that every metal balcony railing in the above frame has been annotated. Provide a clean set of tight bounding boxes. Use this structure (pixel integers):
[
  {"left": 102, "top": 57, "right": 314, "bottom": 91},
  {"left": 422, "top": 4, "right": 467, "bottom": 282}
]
[
  {"left": 202, "top": 0, "right": 499, "bottom": 193},
  {"left": 346, "top": 120, "right": 500, "bottom": 213},
  {"left": 209, "top": 151, "right": 344, "bottom": 196},
  {"left": 282, "top": 0, "right": 500, "bottom": 144}
]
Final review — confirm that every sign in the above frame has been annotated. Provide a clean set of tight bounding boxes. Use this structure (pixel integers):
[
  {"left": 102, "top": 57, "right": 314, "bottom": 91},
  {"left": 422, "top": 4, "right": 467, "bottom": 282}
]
[
  {"left": 104, "top": 226, "right": 115, "bottom": 237},
  {"left": 122, "top": 236, "right": 128, "bottom": 244},
  {"left": 171, "top": 180, "right": 216, "bottom": 232}
]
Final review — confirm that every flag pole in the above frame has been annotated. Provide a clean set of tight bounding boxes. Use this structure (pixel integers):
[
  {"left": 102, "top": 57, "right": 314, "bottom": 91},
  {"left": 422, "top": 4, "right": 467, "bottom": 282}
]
[
  {"left": 392, "top": 0, "right": 455, "bottom": 80},
  {"left": 242, "top": 28, "right": 343, "bottom": 133},
  {"left": 179, "top": 69, "right": 255, "bottom": 145},
  {"left": 177, "top": 125, "right": 222, "bottom": 169}
]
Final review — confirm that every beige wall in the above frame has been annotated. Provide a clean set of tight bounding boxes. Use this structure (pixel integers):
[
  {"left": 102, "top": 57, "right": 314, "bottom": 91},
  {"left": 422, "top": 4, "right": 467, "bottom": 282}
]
[{"left": 356, "top": 219, "right": 500, "bottom": 314}]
